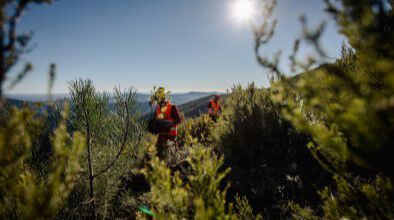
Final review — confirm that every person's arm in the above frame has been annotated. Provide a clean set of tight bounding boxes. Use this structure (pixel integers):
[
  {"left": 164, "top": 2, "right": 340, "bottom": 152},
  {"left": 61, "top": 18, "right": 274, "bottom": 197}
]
[
  {"left": 207, "top": 102, "right": 212, "bottom": 109},
  {"left": 170, "top": 105, "right": 181, "bottom": 125}
]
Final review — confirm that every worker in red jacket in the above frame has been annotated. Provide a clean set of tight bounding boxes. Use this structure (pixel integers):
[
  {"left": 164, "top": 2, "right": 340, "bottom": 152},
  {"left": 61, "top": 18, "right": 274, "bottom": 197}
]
[
  {"left": 149, "top": 87, "right": 181, "bottom": 153},
  {"left": 207, "top": 95, "right": 222, "bottom": 122}
]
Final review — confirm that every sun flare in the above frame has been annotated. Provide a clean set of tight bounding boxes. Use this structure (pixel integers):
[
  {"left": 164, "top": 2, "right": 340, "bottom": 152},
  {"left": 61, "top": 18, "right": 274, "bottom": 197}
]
[{"left": 231, "top": 0, "right": 256, "bottom": 22}]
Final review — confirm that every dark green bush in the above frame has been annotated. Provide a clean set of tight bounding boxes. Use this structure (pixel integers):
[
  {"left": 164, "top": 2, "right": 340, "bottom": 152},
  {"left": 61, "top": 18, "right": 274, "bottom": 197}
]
[{"left": 215, "top": 84, "right": 332, "bottom": 218}]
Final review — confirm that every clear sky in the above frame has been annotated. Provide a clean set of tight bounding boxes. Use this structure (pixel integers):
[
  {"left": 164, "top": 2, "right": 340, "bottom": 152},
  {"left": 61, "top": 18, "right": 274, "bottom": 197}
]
[{"left": 5, "top": 0, "right": 344, "bottom": 94}]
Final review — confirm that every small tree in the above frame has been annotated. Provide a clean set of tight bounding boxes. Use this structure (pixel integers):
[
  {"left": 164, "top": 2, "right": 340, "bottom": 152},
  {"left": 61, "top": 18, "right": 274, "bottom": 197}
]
[{"left": 68, "top": 79, "right": 144, "bottom": 218}]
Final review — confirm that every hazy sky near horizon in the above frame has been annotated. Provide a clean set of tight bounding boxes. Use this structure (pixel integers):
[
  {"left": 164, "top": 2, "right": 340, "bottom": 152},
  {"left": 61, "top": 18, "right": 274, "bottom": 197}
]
[{"left": 5, "top": 0, "right": 344, "bottom": 94}]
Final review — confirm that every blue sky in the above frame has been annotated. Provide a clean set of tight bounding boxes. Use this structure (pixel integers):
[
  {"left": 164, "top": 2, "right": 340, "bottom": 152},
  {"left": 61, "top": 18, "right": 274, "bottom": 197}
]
[{"left": 5, "top": 0, "right": 344, "bottom": 94}]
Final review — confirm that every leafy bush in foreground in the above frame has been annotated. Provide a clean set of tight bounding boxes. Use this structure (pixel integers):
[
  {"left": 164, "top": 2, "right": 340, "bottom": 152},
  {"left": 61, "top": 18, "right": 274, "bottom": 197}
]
[
  {"left": 0, "top": 106, "right": 84, "bottom": 219},
  {"left": 277, "top": 45, "right": 394, "bottom": 220},
  {"left": 140, "top": 144, "right": 261, "bottom": 219},
  {"left": 254, "top": 0, "right": 394, "bottom": 218}
]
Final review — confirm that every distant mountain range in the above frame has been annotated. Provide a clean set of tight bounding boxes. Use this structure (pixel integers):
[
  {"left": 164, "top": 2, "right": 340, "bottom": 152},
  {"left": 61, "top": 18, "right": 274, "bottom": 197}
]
[
  {"left": 4, "top": 92, "right": 220, "bottom": 105},
  {"left": 3, "top": 92, "right": 224, "bottom": 117}
]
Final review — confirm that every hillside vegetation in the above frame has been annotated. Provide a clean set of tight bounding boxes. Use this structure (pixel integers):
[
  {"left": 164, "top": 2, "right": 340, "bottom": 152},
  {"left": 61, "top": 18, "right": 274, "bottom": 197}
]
[{"left": 1, "top": 0, "right": 394, "bottom": 219}]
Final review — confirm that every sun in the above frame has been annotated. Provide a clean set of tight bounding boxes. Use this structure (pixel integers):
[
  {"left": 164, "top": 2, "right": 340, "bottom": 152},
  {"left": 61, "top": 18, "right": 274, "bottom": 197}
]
[{"left": 231, "top": 0, "right": 256, "bottom": 22}]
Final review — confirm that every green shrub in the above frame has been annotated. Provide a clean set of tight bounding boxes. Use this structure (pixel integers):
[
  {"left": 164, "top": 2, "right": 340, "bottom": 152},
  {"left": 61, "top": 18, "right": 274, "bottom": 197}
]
[
  {"left": 235, "top": 195, "right": 262, "bottom": 220},
  {"left": 214, "top": 84, "right": 332, "bottom": 218},
  {"left": 254, "top": 0, "right": 394, "bottom": 218},
  {"left": 277, "top": 47, "right": 394, "bottom": 219},
  {"left": 140, "top": 144, "right": 189, "bottom": 219},
  {"left": 140, "top": 144, "right": 259, "bottom": 219},
  {"left": 0, "top": 105, "right": 84, "bottom": 219},
  {"left": 178, "top": 114, "right": 216, "bottom": 147}
]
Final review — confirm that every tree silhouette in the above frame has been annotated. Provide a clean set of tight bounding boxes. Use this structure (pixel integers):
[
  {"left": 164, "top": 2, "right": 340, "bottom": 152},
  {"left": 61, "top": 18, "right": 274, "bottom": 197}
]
[{"left": 0, "top": 0, "right": 51, "bottom": 96}]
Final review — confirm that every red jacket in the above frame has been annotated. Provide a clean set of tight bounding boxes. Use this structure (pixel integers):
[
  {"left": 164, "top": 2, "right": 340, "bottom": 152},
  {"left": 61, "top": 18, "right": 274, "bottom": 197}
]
[
  {"left": 155, "top": 102, "right": 181, "bottom": 137},
  {"left": 208, "top": 99, "right": 221, "bottom": 115}
]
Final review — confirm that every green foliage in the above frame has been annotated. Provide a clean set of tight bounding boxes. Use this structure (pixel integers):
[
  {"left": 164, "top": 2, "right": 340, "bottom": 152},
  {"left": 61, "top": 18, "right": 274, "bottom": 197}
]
[
  {"left": 254, "top": 0, "right": 394, "bottom": 219},
  {"left": 141, "top": 145, "right": 189, "bottom": 219},
  {"left": 0, "top": 3, "right": 84, "bottom": 215},
  {"left": 290, "top": 175, "right": 394, "bottom": 220},
  {"left": 141, "top": 144, "right": 254, "bottom": 219},
  {"left": 186, "top": 145, "right": 231, "bottom": 218},
  {"left": 178, "top": 114, "right": 216, "bottom": 146},
  {"left": 214, "top": 83, "right": 332, "bottom": 218},
  {"left": 235, "top": 195, "right": 263, "bottom": 220},
  {"left": 216, "top": 84, "right": 281, "bottom": 167},
  {"left": 288, "top": 201, "right": 318, "bottom": 220},
  {"left": 140, "top": 97, "right": 266, "bottom": 219},
  {"left": 69, "top": 79, "right": 110, "bottom": 136},
  {"left": 272, "top": 31, "right": 394, "bottom": 220},
  {"left": 272, "top": 45, "right": 393, "bottom": 176},
  {"left": 0, "top": 105, "right": 84, "bottom": 219},
  {"left": 3, "top": 0, "right": 393, "bottom": 219},
  {"left": 318, "top": 175, "right": 394, "bottom": 219},
  {"left": 63, "top": 79, "right": 145, "bottom": 218},
  {"left": 257, "top": 0, "right": 394, "bottom": 177},
  {"left": 26, "top": 107, "right": 63, "bottom": 177}
]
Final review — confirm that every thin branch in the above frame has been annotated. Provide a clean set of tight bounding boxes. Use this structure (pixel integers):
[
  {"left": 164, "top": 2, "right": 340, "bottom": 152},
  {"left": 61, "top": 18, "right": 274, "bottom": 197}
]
[
  {"left": 5, "top": 0, "right": 28, "bottom": 52},
  {"left": 93, "top": 99, "right": 131, "bottom": 178}
]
